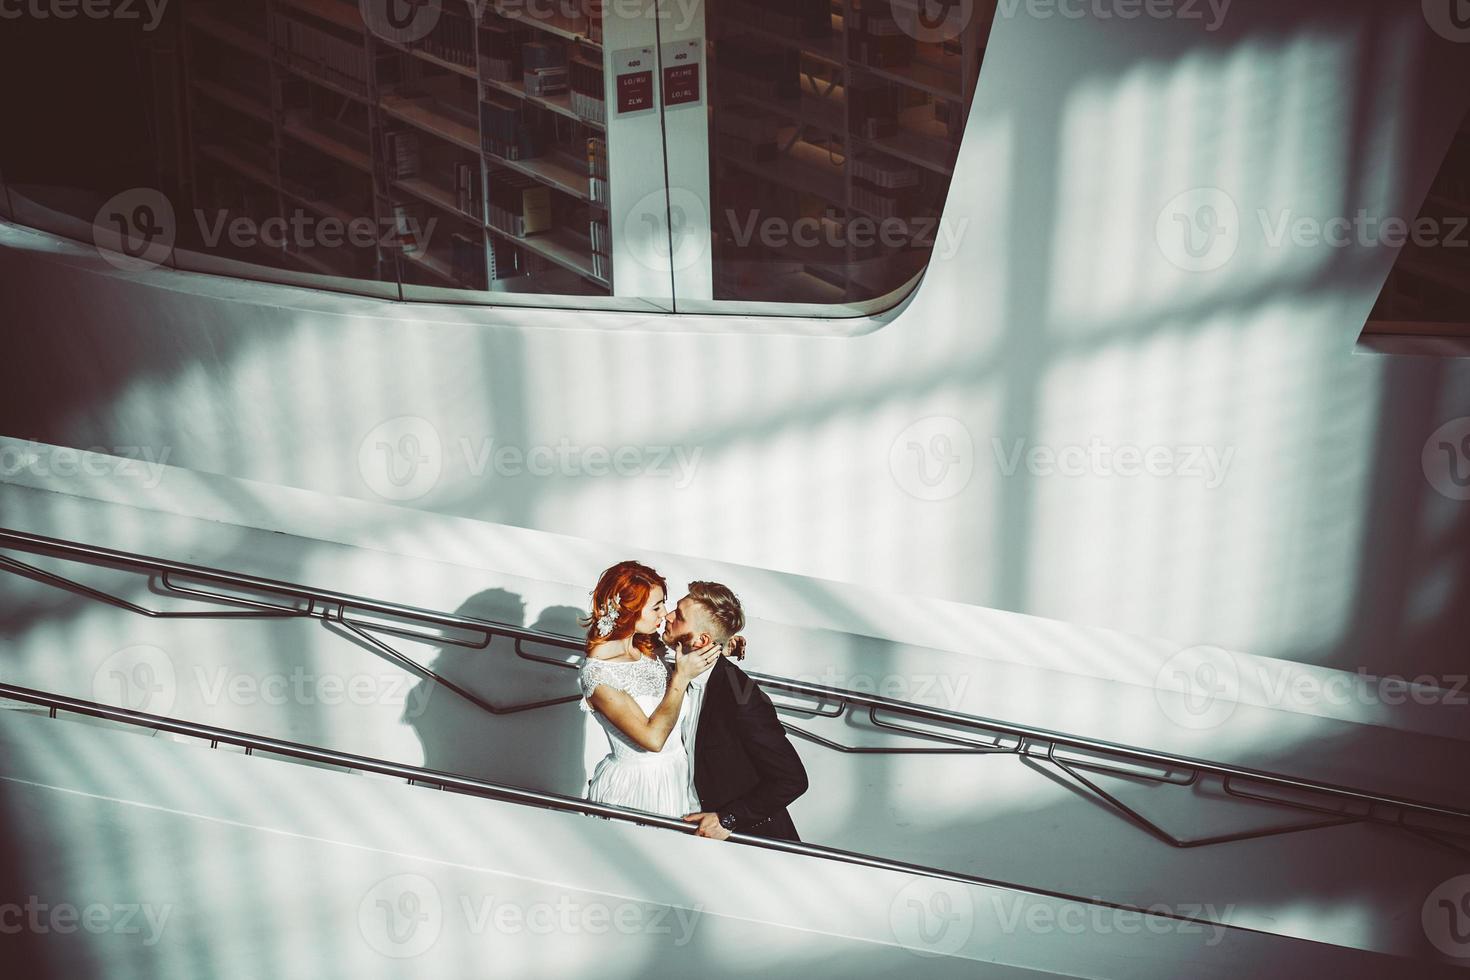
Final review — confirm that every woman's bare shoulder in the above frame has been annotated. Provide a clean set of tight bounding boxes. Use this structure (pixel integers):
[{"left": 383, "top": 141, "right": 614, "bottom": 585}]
[{"left": 584, "top": 642, "right": 636, "bottom": 663}]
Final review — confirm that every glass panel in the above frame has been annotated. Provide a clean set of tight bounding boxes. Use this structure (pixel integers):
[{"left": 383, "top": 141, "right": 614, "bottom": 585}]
[
  {"left": 1366, "top": 106, "right": 1470, "bottom": 335},
  {"left": 1, "top": 0, "right": 978, "bottom": 317},
  {"left": 1, "top": 7, "right": 188, "bottom": 267},
  {"left": 379, "top": 1, "right": 613, "bottom": 299},
  {"left": 376, "top": 0, "right": 492, "bottom": 295},
  {"left": 177, "top": 0, "right": 396, "bottom": 289},
  {"left": 701, "top": 0, "right": 992, "bottom": 305},
  {"left": 1, "top": 0, "right": 625, "bottom": 306},
  {"left": 474, "top": 7, "right": 614, "bottom": 298}
]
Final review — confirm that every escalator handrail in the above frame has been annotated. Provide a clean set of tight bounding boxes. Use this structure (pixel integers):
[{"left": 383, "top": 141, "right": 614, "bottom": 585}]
[
  {"left": 0, "top": 679, "right": 1283, "bottom": 939},
  {"left": 2, "top": 525, "right": 1468, "bottom": 829}
]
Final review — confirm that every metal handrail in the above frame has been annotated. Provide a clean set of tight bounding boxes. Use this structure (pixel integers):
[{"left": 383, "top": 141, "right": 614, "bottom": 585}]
[
  {"left": 3, "top": 525, "right": 1469, "bottom": 842},
  {"left": 0, "top": 680, "right": 1270, "bottom": 937},
  {"left": 0, "top": 553, "right": 311, "bottom": 620}
]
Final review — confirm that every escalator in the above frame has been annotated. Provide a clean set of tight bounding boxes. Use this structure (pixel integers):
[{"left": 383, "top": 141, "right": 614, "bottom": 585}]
[
  {"left": 0, "top": 682, "right": 1445, "bottom": 979},
  {"left": 1, "top": 524, "right": 1468, "bottom": 975}
]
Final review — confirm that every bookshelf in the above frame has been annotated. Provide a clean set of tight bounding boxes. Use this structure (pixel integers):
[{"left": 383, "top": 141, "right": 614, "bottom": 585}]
[
  {"left": 172, "top": 0, "right": 985, "bottom": 306},
  {"left": 707, "top": 0, "right": 990, "bottom": 304},
  {"left": 178, "top": 0, "right": 613, "bottom": 296}
]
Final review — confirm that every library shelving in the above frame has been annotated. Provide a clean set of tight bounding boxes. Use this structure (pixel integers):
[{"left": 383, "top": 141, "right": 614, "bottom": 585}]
[
  {"left": 172, "top": 0, "right": 986, "bottom": 306},
  {"left": 178, "top": 0, "right": 612, "bottom": 296},
  {"left": 707, "top": 0, "right": 990, "bottom": 304}
]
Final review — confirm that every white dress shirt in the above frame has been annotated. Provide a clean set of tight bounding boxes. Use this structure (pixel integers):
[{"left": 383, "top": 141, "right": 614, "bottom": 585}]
[{"left": 679, "top": 650, "right": 713, "bottom": 808}]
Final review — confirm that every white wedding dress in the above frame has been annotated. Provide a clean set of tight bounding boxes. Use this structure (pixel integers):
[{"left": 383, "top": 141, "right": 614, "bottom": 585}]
[{"left": 579, "top": 654, "right": 700, "bottom": 818}]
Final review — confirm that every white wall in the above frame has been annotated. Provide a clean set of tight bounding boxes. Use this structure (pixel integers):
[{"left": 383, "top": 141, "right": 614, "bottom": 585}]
[{"left": 3, "top": 0, "right": 1470, "bottom": 682}]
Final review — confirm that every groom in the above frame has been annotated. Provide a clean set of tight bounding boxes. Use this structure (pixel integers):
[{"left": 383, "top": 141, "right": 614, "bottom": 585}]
[{"left": 662, "top": 580, "right": 808, "bottom": 842}]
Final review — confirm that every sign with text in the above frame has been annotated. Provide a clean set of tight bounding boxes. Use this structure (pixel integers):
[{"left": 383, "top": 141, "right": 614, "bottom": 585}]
[
  {"left": 660, "top": 38, "right": 703, "bottom": 109},
  {"left": 613, "top": 46, "right": 656, "bottom": 116}
]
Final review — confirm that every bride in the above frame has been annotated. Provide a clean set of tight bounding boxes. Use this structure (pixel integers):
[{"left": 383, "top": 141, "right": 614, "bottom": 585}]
[{"left": 578, "top": 560, "right": 719, "bottom": 817}]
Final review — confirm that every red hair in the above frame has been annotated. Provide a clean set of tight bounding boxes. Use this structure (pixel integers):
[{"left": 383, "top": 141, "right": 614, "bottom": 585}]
[{"left": 584, "top": 560, "right": 667, "bottom": 655}]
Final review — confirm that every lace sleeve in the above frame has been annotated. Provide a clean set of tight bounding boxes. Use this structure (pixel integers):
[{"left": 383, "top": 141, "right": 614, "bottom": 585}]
[{"left": 578, "top": 659, "right": 614, "bottom": 713}]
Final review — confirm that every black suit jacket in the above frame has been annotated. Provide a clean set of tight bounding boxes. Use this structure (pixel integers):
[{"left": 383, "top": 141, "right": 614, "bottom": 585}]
[{"left": 693, "top": 655, "right": 809, "bottom": 841}]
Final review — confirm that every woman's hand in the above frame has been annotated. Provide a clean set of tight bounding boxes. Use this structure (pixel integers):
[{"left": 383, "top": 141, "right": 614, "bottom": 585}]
[
  {"left": 588, "top": 646, "right": 718, "bottom": 752},
  {"left": 673, "top": 642, "right": 720, "bottom": 687}
]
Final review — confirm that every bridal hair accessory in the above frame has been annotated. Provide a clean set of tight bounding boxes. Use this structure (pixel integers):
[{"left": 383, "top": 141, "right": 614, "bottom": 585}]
[{"left": 594, "top": 596, "right": 620, "bottom": 638}]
